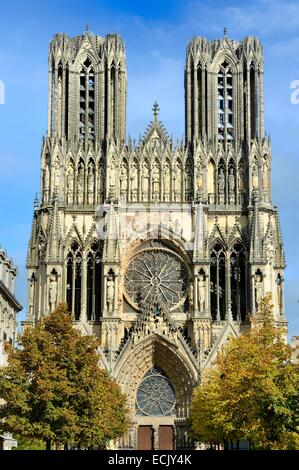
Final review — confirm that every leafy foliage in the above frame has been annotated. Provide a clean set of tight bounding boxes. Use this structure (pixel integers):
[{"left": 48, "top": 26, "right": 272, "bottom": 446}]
[
  {"left": 0, "top": 303, "right": 129, "bottom": 449},
  {"left": 190, "top": 294, "right": 299, "bottom": 449}
]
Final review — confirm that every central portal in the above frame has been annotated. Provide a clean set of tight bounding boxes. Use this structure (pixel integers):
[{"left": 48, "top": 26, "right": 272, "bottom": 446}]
[{"left": 136, "top": 367, "right": 176, "bottom": 450}]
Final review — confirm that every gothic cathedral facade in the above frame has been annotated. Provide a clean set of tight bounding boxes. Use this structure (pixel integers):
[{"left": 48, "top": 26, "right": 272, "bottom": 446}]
[{"left": 26, "top": 30, "right": 286, "bottom": 450}]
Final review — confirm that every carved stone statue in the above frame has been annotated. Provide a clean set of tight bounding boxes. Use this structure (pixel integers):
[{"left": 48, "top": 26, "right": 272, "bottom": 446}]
[
  {"left": 218, "top": 168, "right": 225, "bottom": 204},
  {"left": 107, "top": 275, "right": 115, "bottom": 313},
  {"left": 77, "top": 164, "right": 84, "bottom": 205},
  {"left": 120, "top": 163, "right": 128, "bottom": 197},
  {"left": 130, "top": 164, "right": 138, "bottom": 201},
  {"left": 228, "top": 168, "right": 235, "bottom": 204},
  {"left": 276, "top": 275, "right": 283, "bottom": 315},
  {"left": 198, "top": 273, "right": 206, "bottom": 312},
  {"left": 189, "top": 284, "right": 194, "bottom": 307},
  {"left": 196, "top": 167, "right": 203, "bottom": 199},
  {"left": 228, "top": 168, "right": 235, "bottom": 192},
  {"left": 109, "top": 158, "right": 116, "bottom": 198},
  {"left": 97, "top": 167, "right": 104, "bottom": 204},
  {"left": 29, "top": 277, "right": 35, "bottom": 316},
  {"left": 252, "top": 164, "right": 259, "bottom": 190},
  {"left": 238, "top": 165, "right": 244, "bottom": 192},
  {"left": 141, "top": 162, "right": 149, "bottom": 201},
  {"left": 152, "top": 162, "right": 159, "bottom": 200},
  {"left": 185, "top": 167, "right": 192, "bottom": 200},
  {"left": 163, "top": 164, "right": 170, "bottom": 202},
  {"left": 218, "top": 168, "right": 225, "bottom": 192},
  {"left": 49, "top": 274, "right": 58, "bottom": 312},
  {"left": 66, "top": 164, "right": 74, "bottom": 205},
  {"left": 44, "top": 167, "right": 50, "bottom": 203},
  {"left": 87, "top": 164, "right": 94, "bottom": 205},
  {"left": 173, "top": 162, "right": 181, "bottom": 201},
  {"left": 262, "top": 160, "right": 268, "bottom": 191},
  {"left": 54, "top": 159, "right": 60, "bottom": 190},
  {"left": 254, "top": 273, "right": 263, "bottom": 311}
]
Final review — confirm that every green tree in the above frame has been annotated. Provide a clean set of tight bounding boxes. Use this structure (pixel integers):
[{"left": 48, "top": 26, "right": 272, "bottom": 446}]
[
  {"left": 0, "top": 303, "right": 129, "bottom": 450},
  {"left": 190, "top": 294, "right": 299, "bottom": 449}
]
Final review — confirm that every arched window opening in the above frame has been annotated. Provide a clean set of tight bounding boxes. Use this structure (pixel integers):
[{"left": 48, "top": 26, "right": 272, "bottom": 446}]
[
  {"left": 57, "top": 61, "right": 63, "bottom": 81},
  {"left": 217, "top": 61, "right": 233, "bottom": 142},
  {"left": 86, "top": 242, "right": 102, "bottom": 321},
  {"left": 66, "top": 241, "right": 82, "bottom": 320},
  {"left": 51, "top": 58, "right": 55, "bottom": 133},
  {"left": 230, "top": 244, "right": 247, "bottom": 321},
  {"left": 79, "top": 58, "right": 95, "bottom": 144},
  {"left": 65, "top": 64, "right": 69, "bottom": 139},
  {"left": 243, "top": 67, "right": 247, "bottom": 141},
  {"left": 197, "top": 65, "right": 202, "bottom": 137},
  {"left": 79, "top": 68, "right": 86, "bottom": 142},
  {"left": 249, "top": 65, "right": 260, "bottom": 139},
  {"left": 111, "top": 65, "right": 116, "bottom": 138},
  {"left": 88, "top": 68, "right": 95, "bottom": 142},
  {"left": 210, "top": 243, "right": 226, "bottom": 321}
]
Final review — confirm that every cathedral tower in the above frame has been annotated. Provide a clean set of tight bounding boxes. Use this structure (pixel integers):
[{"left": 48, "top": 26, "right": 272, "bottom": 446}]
[
  {"left": 48, "top": 30, "right": 126, "bottom": 144},
  {"left": 26, "top": 30, "right": 286, "bottom": 450}
]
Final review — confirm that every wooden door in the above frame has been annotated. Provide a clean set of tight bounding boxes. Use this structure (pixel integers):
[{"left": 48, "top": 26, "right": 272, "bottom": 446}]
[
  {"left": 138, "top": 426, "right": 153, "bottom": 450},
  {"left": 158, "top": 425, "right": 174, "bottom": 450}
]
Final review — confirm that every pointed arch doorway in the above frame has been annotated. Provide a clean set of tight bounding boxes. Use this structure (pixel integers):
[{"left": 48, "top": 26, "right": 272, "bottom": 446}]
[
  {"left": 136, "top": 367, "right": 175, "bottom": 450},
  {"left": 114, "top": 332, "right": 198, "bottom": 450}
]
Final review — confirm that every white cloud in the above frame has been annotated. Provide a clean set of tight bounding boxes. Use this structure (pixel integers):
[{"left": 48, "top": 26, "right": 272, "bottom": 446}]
[{"left": 187, "top": 0, "right": 299, "bottom": 37}]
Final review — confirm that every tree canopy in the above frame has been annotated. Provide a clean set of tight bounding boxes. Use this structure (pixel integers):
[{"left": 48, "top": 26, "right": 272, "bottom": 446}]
[
  {"left": 190, "top": 294, "right": 299, "bottom": 449},
  {"left": 0, "top": 303, "right": 129, "bottom": 449}
]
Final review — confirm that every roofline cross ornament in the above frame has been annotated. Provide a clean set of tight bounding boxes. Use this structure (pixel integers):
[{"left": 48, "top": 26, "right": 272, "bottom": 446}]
[{"left": 152, "top": 100, "right": 160, "bottom": 123}]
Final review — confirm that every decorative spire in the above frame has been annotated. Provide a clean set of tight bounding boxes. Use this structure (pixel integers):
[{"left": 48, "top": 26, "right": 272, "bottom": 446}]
[
  {"left": 152, "top": 100, "right": 160, "bottom": 123},
  {"left": 85, "top": 24, "right": 89, "bottom": 34},
  {"left": 224, "top": 27, "right": 228, "bottom": 37}
]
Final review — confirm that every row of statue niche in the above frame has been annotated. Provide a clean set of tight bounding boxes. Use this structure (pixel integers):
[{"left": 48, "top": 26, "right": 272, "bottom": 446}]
[
  {"left": 189, "top": 272, "right": 206, "bottom": 313},
  {"left": 43, "top": 158, "right": 268, "bottom": 205},
  {"left": 43, "top": 162, "right": 105, "bottom": 205},
  {"left": 66, "top": 162, "right": 96, "bottom": 205},
  {"left": 217, "top": 167, "right": 242, "bottom": 204},
  {"left": 118, "top": 161, "right": 191, "bottom": 202}
]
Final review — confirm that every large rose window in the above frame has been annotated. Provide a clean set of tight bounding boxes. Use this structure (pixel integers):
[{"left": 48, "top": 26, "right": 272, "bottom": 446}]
[{"left": 124, "top": 248, "right": 188, "bottom": 310}]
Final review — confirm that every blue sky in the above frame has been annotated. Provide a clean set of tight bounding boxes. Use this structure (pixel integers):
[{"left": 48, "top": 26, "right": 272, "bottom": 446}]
[{"left": 0, "top": 0, "right": 298, "bottom": 338}]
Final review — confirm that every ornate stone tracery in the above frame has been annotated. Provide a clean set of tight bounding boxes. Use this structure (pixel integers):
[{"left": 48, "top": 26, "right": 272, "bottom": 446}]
[
  {"left": 136, "top": 367, "right": 176, "bottom": 416},
  {"left": 124, "top": 248, "right": 188, "bottom": 312}
]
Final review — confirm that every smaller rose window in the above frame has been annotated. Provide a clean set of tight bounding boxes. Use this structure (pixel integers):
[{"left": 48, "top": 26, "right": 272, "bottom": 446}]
[{"left": 136, "top": 367, "right": 176, "bottom": 416}]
